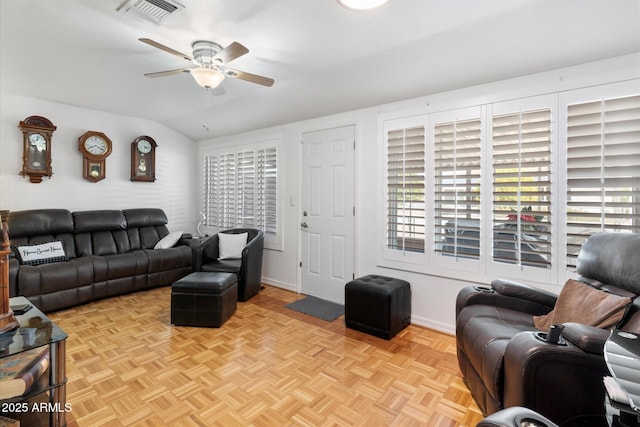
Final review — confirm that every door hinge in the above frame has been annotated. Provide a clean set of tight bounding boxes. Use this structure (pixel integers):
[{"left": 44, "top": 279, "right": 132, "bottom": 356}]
[
  {"left": 353, "top": 206, "right": 355, "bottom": 216},
  {"left": 299, "top": 261, "right": 302, "bottom": 267},
  {"left": 353, "top": 139, "right": 356, "bottom": 150}
]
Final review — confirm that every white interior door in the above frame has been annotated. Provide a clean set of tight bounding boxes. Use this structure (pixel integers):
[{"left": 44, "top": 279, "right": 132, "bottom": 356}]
[{"left": 301, "top": 125, "right": 355, "bottom": 304}]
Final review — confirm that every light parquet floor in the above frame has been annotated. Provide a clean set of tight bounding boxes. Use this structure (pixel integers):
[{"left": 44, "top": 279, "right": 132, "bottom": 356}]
[{"left": 48, "top": 285, "right": 484, "bottom": 427}]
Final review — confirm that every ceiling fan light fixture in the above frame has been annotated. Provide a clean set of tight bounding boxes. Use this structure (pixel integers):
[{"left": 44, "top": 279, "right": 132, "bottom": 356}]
[
  {"left": 190, "top": 67, "right": 225, "bottom": 88},
  {"left": 337, "top": 0, "right": 389, "bottom": 10}
]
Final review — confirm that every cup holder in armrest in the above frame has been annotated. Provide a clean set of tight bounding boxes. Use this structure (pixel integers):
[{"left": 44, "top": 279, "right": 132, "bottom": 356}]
[
  {"left": 534, "top": 332, "right": 566, "bottom": 346},
  {"left": 519, "top": 418, "right": 551, "bottom": 427},
  {"left": 474, "top": 285, "right": 495, "bottom": 293}
]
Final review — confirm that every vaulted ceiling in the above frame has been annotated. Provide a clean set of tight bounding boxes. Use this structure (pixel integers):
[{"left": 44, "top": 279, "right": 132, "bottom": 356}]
[{"left": 1, "top": 0, "right": 639, "bottom": 140}]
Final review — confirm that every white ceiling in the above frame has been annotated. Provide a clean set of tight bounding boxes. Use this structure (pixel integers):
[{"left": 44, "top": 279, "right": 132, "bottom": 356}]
[{"left": 1, "top": 0, "right": 639, "bottom": 141}]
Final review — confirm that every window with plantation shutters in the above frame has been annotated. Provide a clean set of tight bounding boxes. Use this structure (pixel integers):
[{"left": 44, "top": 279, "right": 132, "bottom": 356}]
[
  {"left": 203, "top": 152, "right": 237, "bottom": 229},
  {"left": 566, "top": 94, "right": 640, "bottom": 268},
  {"left": 386, "top": 124, "right": 426, "bottom": 253},
  {"left": 492, "top": 109, "right": 552, "bottom": 269},
  {"left": 257, "top": 147, "right": 277, "bottom": 237},
  {"left": 236, "top": 150, "right": 256, "bottom": 228},
  {"left": 203, "top": 145, "right": 279, "bottom": 244},
  {"left": 434, "top": 117, "right": 482, "bottom": 259}
]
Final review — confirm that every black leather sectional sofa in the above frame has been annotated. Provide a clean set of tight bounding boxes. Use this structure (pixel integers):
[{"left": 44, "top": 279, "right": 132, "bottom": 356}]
[{"left": 8, "top": 208, "right": 195, "bottom": 312}]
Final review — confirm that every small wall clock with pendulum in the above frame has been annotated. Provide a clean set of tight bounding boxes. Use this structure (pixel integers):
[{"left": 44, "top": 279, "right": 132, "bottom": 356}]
[
  {"left": 78, "top": 131, "right": 113, "bottom": 182},
  {"left": 18, "top": 116, "right": 57, "bottom": 183},
  {"left": 130, "top": 136, "right": 157, "bottom": 182}
]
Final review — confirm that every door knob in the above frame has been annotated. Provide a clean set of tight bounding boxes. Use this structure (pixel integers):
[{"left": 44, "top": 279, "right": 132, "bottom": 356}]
[{"left": 301, "top": 222, "right": 308, "bottom": 229}]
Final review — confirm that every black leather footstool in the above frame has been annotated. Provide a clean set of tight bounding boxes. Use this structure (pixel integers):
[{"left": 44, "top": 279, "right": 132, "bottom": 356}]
[
  {"left": 171, "top": 272, "right": 237, "bottom": 327},
  {"left": 345, "top": 275, "right": 411, "bottom": 339}
]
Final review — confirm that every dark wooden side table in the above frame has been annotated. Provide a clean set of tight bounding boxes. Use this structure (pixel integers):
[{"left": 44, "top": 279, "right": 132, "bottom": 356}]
[{"left": 0, "top": 297, "right": 68, "bottom": 426}]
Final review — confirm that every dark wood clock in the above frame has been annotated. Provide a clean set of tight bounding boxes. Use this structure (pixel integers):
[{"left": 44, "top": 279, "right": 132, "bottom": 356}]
[
  {"left": 130, "top": 136, "right": 157, "bottom": 182},
  {"left": 18, "top": 116, "right": 57, "bottom": 183},
  {"left": 78, "top": 131, "right": 112, "bottom": 182}
]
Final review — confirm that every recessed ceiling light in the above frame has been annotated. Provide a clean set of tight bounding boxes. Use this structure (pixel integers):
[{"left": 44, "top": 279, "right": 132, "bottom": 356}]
[{"left": 337, "top": 0, "right": 390, "bottom": 11}]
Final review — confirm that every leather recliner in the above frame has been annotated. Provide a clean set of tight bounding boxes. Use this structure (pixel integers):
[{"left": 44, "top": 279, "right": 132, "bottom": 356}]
[
  {"left": 456, "top": 232, "right": 640, "bottom": 426},
  {"left": 194, "top": 228, "right": 264, "bottom": 302}
]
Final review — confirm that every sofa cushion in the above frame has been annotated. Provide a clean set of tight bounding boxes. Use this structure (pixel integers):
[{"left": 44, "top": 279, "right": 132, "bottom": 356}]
[
  {"left": 17, "top": 257, "right": 94, "bottom": 297},
  {"left": 8, "top": 209, "right": 73, "bottom": 238},
  {"left": 123, "top": 208, "right": 168, "bottom": 228},
  {"left": 533, "top": 279, "right": 632, "bottom": 332},
  {"left": 8, "top": 209, "right": 77, "bottom": 259},
  {"left": 73, "top": 210, "right": 127, "bottom": 232},
  {"left": 201, "top": 259, "right": 242, "bottom": 274}
]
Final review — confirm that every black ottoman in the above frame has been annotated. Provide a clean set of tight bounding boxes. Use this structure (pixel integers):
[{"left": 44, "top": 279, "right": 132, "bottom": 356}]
[
  {"left": 345, "top": 275, "right": 411, "bottom": 339},
  {"left": 171, "top": 272, "right": 237, "bottom": 327}
]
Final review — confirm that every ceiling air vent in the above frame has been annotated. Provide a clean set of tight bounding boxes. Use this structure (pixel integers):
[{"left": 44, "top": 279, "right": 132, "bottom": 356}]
[{"left": 117, "top": 0, "right": 184, "bottom": 25}]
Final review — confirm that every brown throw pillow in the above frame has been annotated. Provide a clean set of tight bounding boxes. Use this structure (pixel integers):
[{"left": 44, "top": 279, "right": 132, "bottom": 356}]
[{"left": 533, "top": 278, "right": 632, "bottom": 332}]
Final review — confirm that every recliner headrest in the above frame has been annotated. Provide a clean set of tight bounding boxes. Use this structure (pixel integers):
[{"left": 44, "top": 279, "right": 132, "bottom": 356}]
[
  {"left": 123, "top": 208, "right": 168, "bottom": 228},
  {"left": 577, "top": 232, "right": 640, "bottom": 294},
  {"left": 8, "top": 209, "right": 73, "bottom": 238},
  {"left": 73, "top": 210, "right": 127, "bottom": 232}
]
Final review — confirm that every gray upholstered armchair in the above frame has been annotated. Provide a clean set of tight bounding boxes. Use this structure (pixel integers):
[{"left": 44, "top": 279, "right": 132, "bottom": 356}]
[{"left": 194, "top": 228, "right": 264, "bottom": 301}]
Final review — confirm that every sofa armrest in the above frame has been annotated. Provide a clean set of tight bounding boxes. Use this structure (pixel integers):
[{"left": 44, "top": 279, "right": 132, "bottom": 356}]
[
  {"left": 503, "top": 331, "right": 610, "bottom": 424},
  {"left": 477, "top": 407, "right": 559, "bottom": 427},
  {"left": 178, "top": 232, "right": 193, "bottom": 241},
  {"left": 491, "top": 278, "right": 558, "bottom": 308},
  {"left": 456, "top": 279, "right": 557, "bottom": 318},
  {"left": 240, "top": 231, "right": 264, "bottom": 286},
  {"left": 8, "top": 257, "right": 19, "bottom": 297},
  {"left": 560, "top": 322, "right": 610, "bottom": 355},
  {"left": 193, "top": 235, "right": 218, "bottom": 271}
]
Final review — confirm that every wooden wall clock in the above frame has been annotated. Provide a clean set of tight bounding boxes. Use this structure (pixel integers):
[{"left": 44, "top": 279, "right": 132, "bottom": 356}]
[
  {"left": 18, "top": 116, "right": 57, "bottom": 183},
  {"left": 130, "top": 136, "right": 157, "bottom": 182},
  {"left": 78, "top": 131, "right": 112, "bottom": 182}
]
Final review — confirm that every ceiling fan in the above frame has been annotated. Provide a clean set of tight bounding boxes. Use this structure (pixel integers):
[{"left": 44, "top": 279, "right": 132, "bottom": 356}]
[{"left": 139, "top": 38, "right": 274, "bottom": 89}]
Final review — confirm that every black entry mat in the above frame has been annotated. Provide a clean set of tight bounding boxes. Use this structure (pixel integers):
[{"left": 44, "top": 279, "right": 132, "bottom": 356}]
[{"left": 285, "top": 295, "right": 344, "bottom": 322}]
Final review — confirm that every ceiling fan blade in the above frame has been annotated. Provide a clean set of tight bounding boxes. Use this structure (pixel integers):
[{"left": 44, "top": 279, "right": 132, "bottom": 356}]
[
  {"left": 144, "top": 69, "right": 191, "bottom": 78},
  {"left": 215, "top": 42, "right": 249, "bottom": 64},
  {"left": 225, "top": 68, "right": 274, "bottom": 87},
  {"left": 139, "top": 38, "right": 193, "bottom": 62}
]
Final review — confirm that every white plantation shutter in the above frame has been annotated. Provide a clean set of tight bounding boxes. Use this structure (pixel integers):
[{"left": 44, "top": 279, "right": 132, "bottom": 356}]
[
  {"left": 434, "top": 118, "right": 482, "bottom": 259},
  {"left": 203, "top": 145, "right": 279, "bottom": 238},
  {"left": 386, "top": 125, "right": 425, "bottom": 253},
  {"left": 257, "top": 147, "right": 277, "bottom": 236},
  {"left": 492, "top": 109, "right": 552, "bottom": 269},
  {"left": 566, "top": 94, "right": 640, "bottom": 268},
  {"left": 237, "top": 150, "right": 256, "bottom": 228},
  {"left": 204, "top": 153, "right": 237, "bottom": 229}
]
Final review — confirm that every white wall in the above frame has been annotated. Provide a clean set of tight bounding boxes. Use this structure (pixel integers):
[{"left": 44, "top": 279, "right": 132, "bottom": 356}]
[
  {"left": 0, "top": 94, "right": 197, "bottom": 232},
  {"left": 199, "top": 53, "right": 640, "bottom": 334}
]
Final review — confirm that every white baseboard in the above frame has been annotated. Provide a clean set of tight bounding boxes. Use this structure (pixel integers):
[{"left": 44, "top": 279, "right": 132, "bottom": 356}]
[
  {"left": 410, "top": 315, "right": 455, "bottom": 336},
  {"left": 261, "top": 277, "right": 297, "bottom": 293}
]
